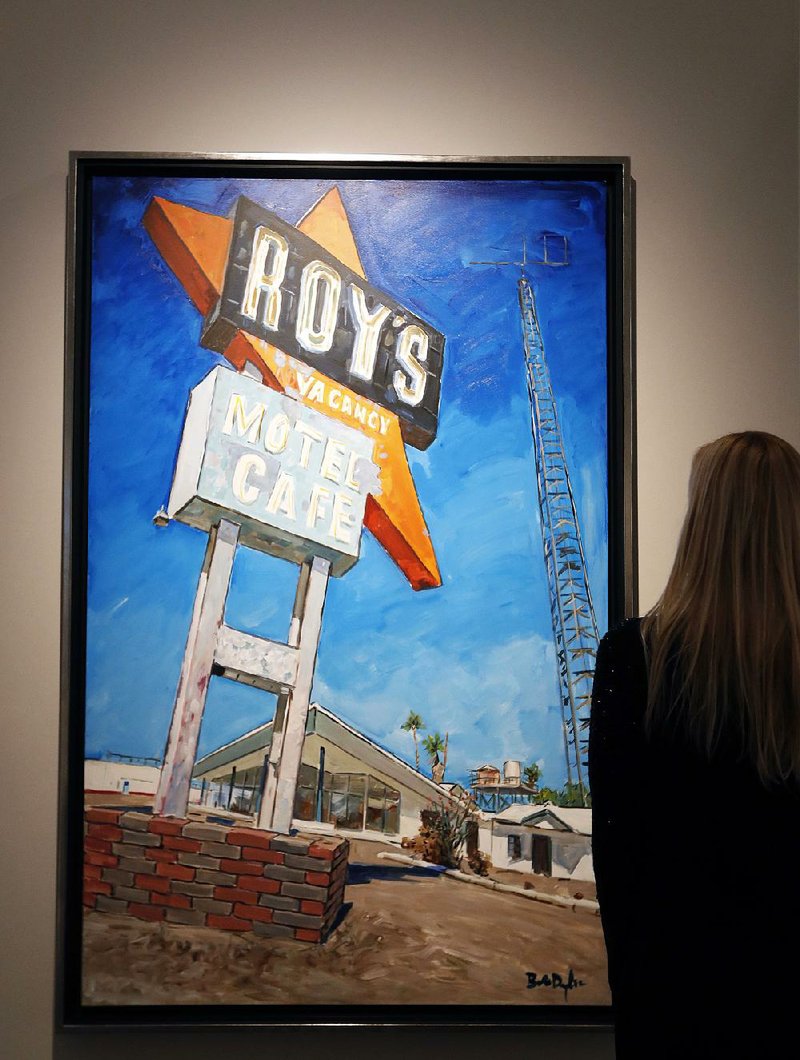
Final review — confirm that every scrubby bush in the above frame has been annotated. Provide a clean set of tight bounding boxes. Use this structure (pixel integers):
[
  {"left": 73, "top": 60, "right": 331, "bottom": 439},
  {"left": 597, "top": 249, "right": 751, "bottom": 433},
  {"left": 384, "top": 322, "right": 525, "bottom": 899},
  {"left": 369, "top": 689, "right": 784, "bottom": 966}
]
[{"left": 417, "top": 799, "right": 474, "bottom": 869}]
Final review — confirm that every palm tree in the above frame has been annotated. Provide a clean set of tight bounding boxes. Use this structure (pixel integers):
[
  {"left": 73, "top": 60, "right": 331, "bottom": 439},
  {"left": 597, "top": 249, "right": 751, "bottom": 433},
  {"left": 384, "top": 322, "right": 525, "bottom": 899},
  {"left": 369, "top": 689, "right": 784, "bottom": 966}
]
[
  {"left": 423, "top": 731, "right": 449, "bottom": 782},
  {"left": 523, "top": 763, "right": 541, "bottom": 789},
  {"left": 401, "top": 711, "right": 425, "bottom": 771}
]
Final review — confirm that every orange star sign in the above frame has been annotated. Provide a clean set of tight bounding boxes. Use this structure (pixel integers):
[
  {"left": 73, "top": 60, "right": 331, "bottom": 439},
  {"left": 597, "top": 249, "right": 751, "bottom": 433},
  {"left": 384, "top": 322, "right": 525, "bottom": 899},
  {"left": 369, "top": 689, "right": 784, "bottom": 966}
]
[{"left": 144, "top": 188, "right": 442, "bottom": 590}]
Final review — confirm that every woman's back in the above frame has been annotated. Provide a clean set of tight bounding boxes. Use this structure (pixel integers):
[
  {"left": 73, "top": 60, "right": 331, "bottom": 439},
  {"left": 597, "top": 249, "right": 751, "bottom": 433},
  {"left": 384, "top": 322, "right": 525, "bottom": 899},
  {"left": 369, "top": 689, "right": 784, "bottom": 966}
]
[{"left": 590, "top": 616, "right": 800, "bottom": 1057}]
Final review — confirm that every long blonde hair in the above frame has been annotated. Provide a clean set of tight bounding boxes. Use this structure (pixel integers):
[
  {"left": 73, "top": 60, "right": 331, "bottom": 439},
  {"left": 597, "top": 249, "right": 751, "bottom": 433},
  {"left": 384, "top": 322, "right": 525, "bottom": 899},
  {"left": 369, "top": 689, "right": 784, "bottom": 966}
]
[{"left": 641, "top": 431, "right": 800, "bottom": 783}]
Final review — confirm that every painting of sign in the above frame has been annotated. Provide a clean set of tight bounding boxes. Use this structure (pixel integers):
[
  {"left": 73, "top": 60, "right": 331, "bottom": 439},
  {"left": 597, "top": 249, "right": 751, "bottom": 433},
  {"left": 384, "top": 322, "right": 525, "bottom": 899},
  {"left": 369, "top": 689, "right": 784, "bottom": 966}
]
[
  {"left": 60, "top": 155, "right": 634, "bottom": 1030},
  {"left": 169, "top": 366, "right": 378, "bottom": 574},
  {"left": 202, "top": 195, "right": 444, "bottom": 450}
]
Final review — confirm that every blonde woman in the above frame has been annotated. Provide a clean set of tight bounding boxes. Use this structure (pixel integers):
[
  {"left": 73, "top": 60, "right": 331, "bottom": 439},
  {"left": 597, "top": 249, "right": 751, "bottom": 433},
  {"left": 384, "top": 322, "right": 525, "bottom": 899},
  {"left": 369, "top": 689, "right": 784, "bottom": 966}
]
[{"left": 589, "top": 431, "right": 800, "bottom": 1058}]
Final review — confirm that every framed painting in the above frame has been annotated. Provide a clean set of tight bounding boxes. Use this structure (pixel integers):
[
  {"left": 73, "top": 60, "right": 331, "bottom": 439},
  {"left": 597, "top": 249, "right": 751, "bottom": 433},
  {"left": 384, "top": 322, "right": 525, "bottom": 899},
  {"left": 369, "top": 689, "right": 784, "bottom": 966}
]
[{"left": 58, "top": 153, "right": 635, "bottom": 1028}]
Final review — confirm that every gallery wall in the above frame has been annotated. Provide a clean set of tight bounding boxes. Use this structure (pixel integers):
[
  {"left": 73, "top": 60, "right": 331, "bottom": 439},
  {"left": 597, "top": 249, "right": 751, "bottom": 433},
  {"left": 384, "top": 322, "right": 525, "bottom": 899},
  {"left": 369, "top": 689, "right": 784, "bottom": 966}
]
[{"left": 1, "top": 1, "right": 797, "bottom": 1057}]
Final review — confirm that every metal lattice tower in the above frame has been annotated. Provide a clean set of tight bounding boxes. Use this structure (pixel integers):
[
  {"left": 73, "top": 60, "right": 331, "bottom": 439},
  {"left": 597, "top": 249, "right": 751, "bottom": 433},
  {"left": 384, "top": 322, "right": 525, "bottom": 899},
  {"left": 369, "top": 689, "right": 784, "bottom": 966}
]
[
  {"left": 519, "top": 270, "right": 599, "bottom": 804},
  {"left": 471, "top": 236, "right": 600, "bottom": 804}
]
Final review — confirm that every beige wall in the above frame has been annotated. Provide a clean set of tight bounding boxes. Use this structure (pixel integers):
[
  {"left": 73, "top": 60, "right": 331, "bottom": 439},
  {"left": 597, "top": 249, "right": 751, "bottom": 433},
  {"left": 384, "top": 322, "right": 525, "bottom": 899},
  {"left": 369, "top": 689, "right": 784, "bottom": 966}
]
[
  {"left": 84, "top": 760, "right": 160, "bottom": 795},
  {"left": 1, "top": 2, "right": 797, "bottom": 1058}
]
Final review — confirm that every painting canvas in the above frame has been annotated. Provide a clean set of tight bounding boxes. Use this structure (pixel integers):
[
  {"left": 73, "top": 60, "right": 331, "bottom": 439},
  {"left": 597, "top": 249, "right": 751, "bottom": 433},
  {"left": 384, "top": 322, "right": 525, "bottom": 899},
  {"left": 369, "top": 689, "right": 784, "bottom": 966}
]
[{"left": 60, "top": 155, "right": 633, "bottom": 1027}]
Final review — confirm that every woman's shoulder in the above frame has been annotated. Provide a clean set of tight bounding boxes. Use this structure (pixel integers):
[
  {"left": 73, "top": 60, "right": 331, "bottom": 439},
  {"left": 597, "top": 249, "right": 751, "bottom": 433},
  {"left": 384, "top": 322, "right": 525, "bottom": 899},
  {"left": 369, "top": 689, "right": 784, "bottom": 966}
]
[
  {"left": 591, "top": 617, "right": 648, "bottom": 731},
  {"left": 597, "top": 616, "right": 647, "bottom": 672},
  {"left": 600, "top": 615, "right": 644, "bottom": 647}
]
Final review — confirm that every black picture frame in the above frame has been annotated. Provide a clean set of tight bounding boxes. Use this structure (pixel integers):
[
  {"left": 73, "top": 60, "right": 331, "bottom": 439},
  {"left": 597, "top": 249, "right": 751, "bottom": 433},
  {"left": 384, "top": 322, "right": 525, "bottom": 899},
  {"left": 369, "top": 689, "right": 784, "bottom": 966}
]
[{"left": 59, "top": 153, "right": 636, "bottom": 1030}]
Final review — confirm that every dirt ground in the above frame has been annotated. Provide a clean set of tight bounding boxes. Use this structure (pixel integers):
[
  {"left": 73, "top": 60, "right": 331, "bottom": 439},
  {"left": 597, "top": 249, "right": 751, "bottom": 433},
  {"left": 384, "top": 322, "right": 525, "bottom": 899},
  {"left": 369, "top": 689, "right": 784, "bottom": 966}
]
[
  {"left": 487, "top": 865, "right": 597, "bottom": 902},
  {"left": 82, "top": 837, "right": 610, "bottom": 1007}
]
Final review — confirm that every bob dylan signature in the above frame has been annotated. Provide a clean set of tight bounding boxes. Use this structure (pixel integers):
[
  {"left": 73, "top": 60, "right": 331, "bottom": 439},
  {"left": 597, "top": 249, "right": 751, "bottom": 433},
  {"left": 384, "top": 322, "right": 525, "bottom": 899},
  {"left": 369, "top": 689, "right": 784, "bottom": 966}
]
[{"left": 527, "top": 970, "right": 586, "bottom": 1001}]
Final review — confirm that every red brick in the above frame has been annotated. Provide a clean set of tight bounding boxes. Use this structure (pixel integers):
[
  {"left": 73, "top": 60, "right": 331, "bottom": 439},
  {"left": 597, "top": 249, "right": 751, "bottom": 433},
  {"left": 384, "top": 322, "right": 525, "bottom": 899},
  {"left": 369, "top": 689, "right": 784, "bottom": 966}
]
[
  {"left": 84, "top": 864, "right": 102, "bottom": 881},
  {"left": 219, "top": 858, "right": 259, "bottom": 875},
  {"left": 214, "top": 886, "right": 258, "bottom": 905},
  {"left": 239, "top": 876, "right": 280, "bottom": 894},
  {"left": 129, "top": 903, "right": 165, "bottom": 922},
  {"left": 85, "top": 850, "right": 118, "bottom": 868},
  {"left": 84, "top": 878, "right": 112, "bottom": 895},
  {"left": 296, "top": 928, "right": 322, "bottom": 942},
  {"left": 307, "top": 843, "right": 336, "bottom": 861},
  {"left": 82, "top": 891, "right": 97, "bottom": 908},
  {"left": 242, "top": 847, "right": 284, "bottom": 864},
  {"left": 227, "top": 828, "right": 274, "bottom": 849},
  {"left": 135, "top": 873, "right": 171, "bottom": 894},
  {"left": 86, "top": 808, "right": 122, "bottom": 825},
  {"left": 144, "top": 848, "right": 179, "bottom": 864},
  {"left": 155, "top": 862, "right": 194, "bottom": 882},
  {"left": 152, "top": 892, "right": 191, "bottom": 909},
  {"left": 207, "top": 914, "right": 250, "bottom": 931},
  {"left": 234, "top": 903, "right": 273, "bottom": 923},
  {"left": 300, "top": 900, "right": 325, "bottom": 915},
  {"left": 305, "top": 871, "right": 331, "bottom": 886},
  {"left": 148, "top": 817, "right": 188, "bottom": 836},
  {"left": 84, "top": 837, "right": 112, "bottom": 854},
  {"left": 163, "top": 835, "right": 202, "bottom": 853},
  {"left": 87, "top": 823, "right": 124, "bottom": 842}
]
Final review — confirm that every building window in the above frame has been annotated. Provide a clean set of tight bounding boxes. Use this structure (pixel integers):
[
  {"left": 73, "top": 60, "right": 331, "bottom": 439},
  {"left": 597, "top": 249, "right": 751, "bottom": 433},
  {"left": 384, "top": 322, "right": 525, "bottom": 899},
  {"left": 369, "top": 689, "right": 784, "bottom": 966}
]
[
  {"left": 507, "top": 834, "right": 522, "bottom": 860},
  {"left": 293, "top": 763, "right": 319, "bottom": 821},
  {"left": 322, "top": 772, "right": 367, "bottom": 831},
  {"left": 228, "top": 765, "right": 263, "bottom": 815},
  {"left": 365, "top": 777, "right": 401, "bottom": 834},
  {"left": 317, "top": 772, "right": 401, "bottom": 833}
]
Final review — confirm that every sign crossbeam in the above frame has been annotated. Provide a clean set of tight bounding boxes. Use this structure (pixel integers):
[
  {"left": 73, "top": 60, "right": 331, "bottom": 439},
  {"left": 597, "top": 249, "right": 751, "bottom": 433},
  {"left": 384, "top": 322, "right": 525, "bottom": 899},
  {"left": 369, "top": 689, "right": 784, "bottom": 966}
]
[{"left": 213, "top": 626, "right": 299, "bottom": 694}]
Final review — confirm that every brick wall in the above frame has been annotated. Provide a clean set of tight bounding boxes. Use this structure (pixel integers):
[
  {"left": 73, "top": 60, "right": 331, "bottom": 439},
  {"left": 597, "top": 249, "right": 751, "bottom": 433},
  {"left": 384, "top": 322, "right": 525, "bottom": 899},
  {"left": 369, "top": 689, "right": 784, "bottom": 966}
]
[{"left": 83, "top": 809, "right": 348, "bottom": 943}]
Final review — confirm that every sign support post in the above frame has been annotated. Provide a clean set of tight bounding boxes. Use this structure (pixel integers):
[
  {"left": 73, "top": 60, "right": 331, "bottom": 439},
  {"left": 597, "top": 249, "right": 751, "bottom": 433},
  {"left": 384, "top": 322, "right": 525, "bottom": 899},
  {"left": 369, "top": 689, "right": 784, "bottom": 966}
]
[
  {"left": 259, "top": 556, "right": 330, "bottom": 834},
  {"left": 257, "top": 560, "right": 311, "bottom": 828},
  {"left": 155, "top": 518, "right": 240, "bottom": 818}
]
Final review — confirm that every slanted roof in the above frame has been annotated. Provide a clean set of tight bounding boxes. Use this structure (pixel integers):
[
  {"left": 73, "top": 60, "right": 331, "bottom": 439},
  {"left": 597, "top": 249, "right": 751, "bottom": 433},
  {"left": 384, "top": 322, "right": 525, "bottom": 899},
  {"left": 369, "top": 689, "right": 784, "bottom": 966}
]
[
  {"left": 193, "top": 720, "right": 273, "bottom": 776},
  {"left": 493, "top": 802, "right": 541, "bottom": 824},
  {"left": 494, "top": 802, "right": 593, "bottom": 835},
  {"left": 310, "top": 705, "right": 454, "bottom": 802},
  {"left": 194, "top": 703, "right": 458, "bottom": 804},
  {"left": 548, "top": 807, "right": 593, "bottom": 835}
]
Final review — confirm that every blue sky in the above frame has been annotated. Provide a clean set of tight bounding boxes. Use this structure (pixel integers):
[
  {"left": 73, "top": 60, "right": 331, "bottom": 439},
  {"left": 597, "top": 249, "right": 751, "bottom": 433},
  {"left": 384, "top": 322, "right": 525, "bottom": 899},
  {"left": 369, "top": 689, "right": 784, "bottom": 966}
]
[{"left": 85, "top": 174, "right": 608, "bottom": 788}]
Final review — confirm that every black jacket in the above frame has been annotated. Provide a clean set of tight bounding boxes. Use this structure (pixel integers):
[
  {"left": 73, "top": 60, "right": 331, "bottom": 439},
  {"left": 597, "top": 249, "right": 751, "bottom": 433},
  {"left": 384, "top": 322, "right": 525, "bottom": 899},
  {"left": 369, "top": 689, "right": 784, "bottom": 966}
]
[{"left": 589, "top": 618, "right": 800, "bottom": 1058}]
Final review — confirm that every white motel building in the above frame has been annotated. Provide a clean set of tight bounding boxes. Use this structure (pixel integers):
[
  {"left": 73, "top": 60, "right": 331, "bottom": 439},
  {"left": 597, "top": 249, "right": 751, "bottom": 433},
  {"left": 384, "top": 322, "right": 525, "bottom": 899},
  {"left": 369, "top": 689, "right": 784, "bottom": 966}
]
[{"left": 191, "top": 703, "right": 456, "bottom": 842}]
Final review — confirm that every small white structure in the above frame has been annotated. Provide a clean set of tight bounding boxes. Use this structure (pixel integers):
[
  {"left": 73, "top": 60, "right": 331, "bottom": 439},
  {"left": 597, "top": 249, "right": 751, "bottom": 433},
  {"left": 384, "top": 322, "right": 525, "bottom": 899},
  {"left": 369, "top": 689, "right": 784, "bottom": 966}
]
[
  {"left": 85, "top": 758, "right": 160, "bottom": 797},
  {"left": 490, "top": 803, "right": 594, "bottom": 882},
  {"left": 85, "top": 758, "right": 202, "bottom": 802}
]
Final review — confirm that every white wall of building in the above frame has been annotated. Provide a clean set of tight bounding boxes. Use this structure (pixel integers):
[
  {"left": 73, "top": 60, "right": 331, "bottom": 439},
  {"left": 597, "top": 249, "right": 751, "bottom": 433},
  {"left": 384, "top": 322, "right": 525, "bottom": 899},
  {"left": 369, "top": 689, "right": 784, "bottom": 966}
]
[
  {"left": 1, "top": 3, "right": 796, "bottom": 1059},
  {"left": 84, "top": 760, "right": 203, "bottom": 803},
  {"left": 84, "top": 760, "right": 160, "bottom": 796},
  {"left": 491, "top": 821, "right": 595, "bottom": 882}
]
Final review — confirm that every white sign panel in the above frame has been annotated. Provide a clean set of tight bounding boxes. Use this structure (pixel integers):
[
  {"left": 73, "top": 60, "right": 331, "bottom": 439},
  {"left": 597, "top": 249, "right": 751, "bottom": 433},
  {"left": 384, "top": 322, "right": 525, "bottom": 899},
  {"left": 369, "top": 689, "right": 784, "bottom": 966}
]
[{"left": 168, "top": 367, "right": 378, "bottom": 576}]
